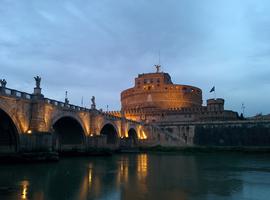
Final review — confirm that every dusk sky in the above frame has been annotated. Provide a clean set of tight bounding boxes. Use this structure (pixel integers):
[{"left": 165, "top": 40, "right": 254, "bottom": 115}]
[{"left": 1, "top": 0, "right": 270, "bottom": 116}]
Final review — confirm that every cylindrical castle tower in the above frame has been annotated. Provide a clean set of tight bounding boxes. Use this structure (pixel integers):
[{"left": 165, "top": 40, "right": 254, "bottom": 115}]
[{"left": 121, "top": 66, "right": 203, "bottom": 112}]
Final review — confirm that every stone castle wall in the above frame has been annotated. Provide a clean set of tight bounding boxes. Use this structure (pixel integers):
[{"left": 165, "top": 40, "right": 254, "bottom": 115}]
[
  {"left": 121, "top": 72, "right": 202, "bottom": 111},
  {"left": 121, "top": 84, "right": 202, "bottom": 110}
]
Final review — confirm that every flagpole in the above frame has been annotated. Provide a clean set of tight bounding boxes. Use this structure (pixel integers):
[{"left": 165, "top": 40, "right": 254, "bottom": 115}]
[{"left": 210, "top": 86, "right": 215, "bottom": 99}]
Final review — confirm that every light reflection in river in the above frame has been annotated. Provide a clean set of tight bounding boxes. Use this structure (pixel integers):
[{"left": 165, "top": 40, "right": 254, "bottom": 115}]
[
  {"left": 21, "top": 180, "right": 29, "bottom": 200},
  {"left": 0, "top": 153, "right": 270, "bottom": 200},
  {"left": 117, "top": 156, "right": 129, "bottom": 185},
  {"left": 137, "top": 154, "right": 148, "bottom": 181},
  {"left": 88, "top": 163, "right": 93, "bottom": 187}
]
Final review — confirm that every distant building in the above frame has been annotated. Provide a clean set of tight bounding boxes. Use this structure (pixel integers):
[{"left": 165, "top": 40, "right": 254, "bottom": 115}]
[{"left": 110, "top": 66, "right": 239, "bottom": 123}]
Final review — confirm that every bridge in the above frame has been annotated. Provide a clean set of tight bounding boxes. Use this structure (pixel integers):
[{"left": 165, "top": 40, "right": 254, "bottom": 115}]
[{"left": 0, "top": 78, "right": 155, "bottom": 153}]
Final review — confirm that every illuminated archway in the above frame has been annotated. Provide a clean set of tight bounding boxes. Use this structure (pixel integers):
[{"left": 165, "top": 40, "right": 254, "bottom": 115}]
[
  {"left": 128, "top": 128, "right": 138, "bottom": 145},
  {"left": 100, "top": 123, "right": 118, "bottom": 144},
  {"left": 53, "top": 117, "right": 85, "bottom": 150},
  {"left": 0, "top": 109, "right": 18, "bottom": 152}
]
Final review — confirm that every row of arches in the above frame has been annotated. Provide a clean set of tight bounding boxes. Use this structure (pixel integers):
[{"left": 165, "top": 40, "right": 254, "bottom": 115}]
[
  {"left": 54, "top": 118, "right": 138, "bottom": 150},
  {"left": 0, "top": 109, "right": 139, "bottom": 152}
]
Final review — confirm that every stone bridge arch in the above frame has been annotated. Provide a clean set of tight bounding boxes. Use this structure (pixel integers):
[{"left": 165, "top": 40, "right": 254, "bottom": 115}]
[
  {"left": 127, "top": 127, "right": 138, "bottom": 145},
  {"left": 0, "top": 103, "right": 20, "bottom": 152},
  {"left": 0, "top": 101, "right": 24, "bottom": 135},
  {"left": 50, "top": 112, "right": 88, "bottom": 135},
  {"left": 50, "top": 112, "right": 87, "bottom": 151},
  {"left": 99, "top": 122, "right": 119, "bottom": 145}
]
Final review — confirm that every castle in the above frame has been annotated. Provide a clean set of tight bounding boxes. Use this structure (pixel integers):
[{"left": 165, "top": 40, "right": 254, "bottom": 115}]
[{"left": 108, "top": 65, "right": 239, "bottom": 124}]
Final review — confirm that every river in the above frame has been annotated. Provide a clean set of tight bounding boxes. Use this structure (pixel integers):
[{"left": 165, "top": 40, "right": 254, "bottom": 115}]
[{"left": 0, "top": 152, "right": 270, "bottom": 200}]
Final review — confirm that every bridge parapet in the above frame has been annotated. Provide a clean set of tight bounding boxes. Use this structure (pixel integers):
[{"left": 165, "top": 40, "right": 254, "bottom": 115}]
[
  {"left": 0, "top": 86, "right": 93, "bottom": 113},
  {"left": 104, "top": 110, "right": 142, "bottom": 124},
  {"left": 0, "top": 87, "right": 33, "bottom": 100},
  {"left": 44, "top": 98, "right": 90, "bottom": 112}
]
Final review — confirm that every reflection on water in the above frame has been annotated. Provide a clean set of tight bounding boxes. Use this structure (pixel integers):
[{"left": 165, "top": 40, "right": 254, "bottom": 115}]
[
  {"left": 117, "top": 156, "right": 129, "bottom": 184},
  {"left": 137, "top": 154, "right": 148, "bottom": 181},
  {"left": 21, "top": 180, "right": 29, "bottom": 200},
  {"left": 1, "top": 153, "right": 270, "bottom": 200},
  {"left": 88, "top": 164, "right": 93, "bottom": 186}
]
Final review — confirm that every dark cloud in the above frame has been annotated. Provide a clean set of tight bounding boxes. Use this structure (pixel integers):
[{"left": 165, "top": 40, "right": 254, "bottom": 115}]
[{"left": 1, "top": 0, "right": 270, "bottom": 116}]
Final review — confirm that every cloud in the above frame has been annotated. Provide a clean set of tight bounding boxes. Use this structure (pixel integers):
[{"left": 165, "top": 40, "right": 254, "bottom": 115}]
[{"left": 0, "top": 0, "right": 270, "bottom": 116}]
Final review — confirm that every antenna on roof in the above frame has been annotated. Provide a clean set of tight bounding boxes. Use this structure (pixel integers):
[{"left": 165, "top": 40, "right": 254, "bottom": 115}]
[
  {"left": 154, "top": 50, "right": 161, "bottom": 73},
  {"left": 158, "top": 50, "right": 160, "bottom": 65}
]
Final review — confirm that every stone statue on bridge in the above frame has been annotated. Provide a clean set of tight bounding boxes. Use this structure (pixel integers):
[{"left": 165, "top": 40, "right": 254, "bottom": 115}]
[
  {"left": 0, "top": 79, "right": 7, "bottom": 88},
  {"left": 34, "top": 76, "right": 41, "bottom": 88},
  {"left": 33, "top": 76, "right": 43, "bottom": 96},
  {"left": 91, "top": 96, "right": 96, "bottom": 109}
]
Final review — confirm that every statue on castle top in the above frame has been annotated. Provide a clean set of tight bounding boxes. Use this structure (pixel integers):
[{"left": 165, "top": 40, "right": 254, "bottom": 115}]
[
  {"left": 91, "top": 96, "right": 96, "bottom": 109},
  {"left": 0, "top": 79, "right": 7, "bottom": 88},
  {"left": 34, "top": 76, "right": 41, "bottom": 88},
  {"left": 155, "top": 64, "right": 161, "bottom": 73}
]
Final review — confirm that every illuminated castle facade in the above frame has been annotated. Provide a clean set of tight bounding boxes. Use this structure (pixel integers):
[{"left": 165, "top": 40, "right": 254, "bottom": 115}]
[{"left": 112, "top": 65, "right": 239, "bottom": 123}]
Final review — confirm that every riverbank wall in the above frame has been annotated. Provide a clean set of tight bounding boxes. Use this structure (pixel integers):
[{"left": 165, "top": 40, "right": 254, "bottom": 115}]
[{"left": 154, "top": 120, "right": 270, "bottom": 147}]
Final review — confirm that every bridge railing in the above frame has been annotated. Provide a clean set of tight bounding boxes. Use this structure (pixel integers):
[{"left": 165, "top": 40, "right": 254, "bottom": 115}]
[
  {"left": 43, "top": 98, "right": 90, "bottom": 112},
  {"left": 0, "top": 86, "right": 90, "bottom": 111},
  {"left": 0, "top": 87, "right": 33, "bottom": 100},
  {"left": 101, "top": 111, "right": 141, "bottom": 124}
]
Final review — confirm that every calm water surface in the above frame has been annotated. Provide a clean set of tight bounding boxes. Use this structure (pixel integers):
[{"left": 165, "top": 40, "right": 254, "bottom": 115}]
[{"left": 0, "top": 153, "right": 270, "bottom": 200}]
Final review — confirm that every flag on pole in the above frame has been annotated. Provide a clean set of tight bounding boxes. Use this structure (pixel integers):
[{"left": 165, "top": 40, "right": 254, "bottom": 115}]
[{"left": 210, "top": 86, "right": 215, "bottom": 93}]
